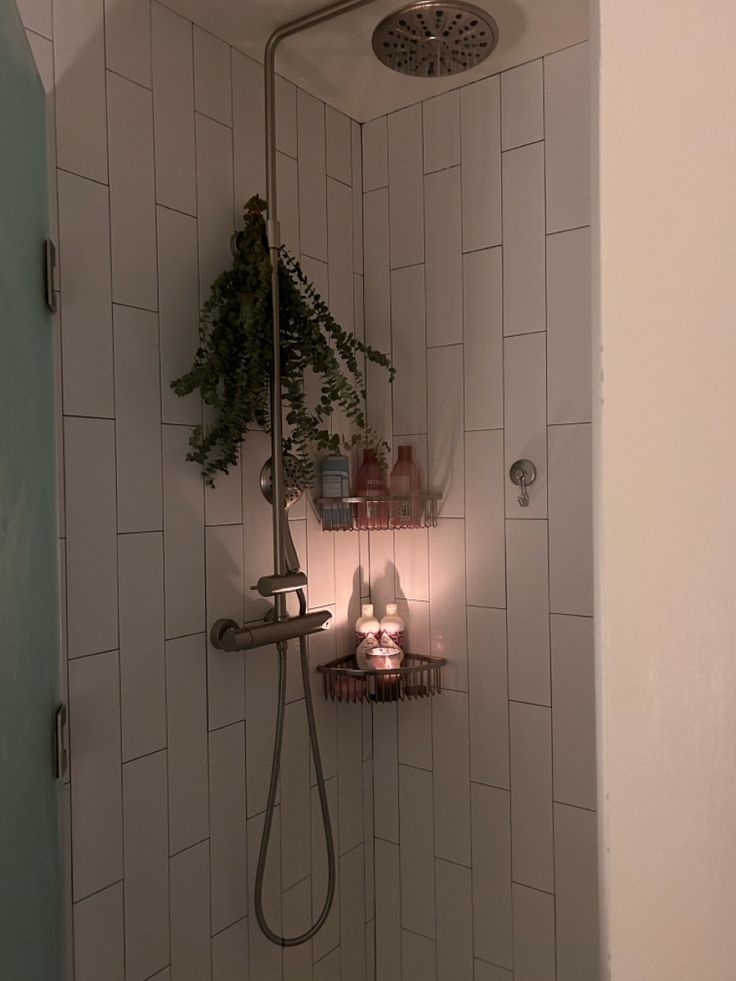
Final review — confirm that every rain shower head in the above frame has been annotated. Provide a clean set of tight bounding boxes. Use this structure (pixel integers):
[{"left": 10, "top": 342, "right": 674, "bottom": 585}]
[{"left": 372, "top": 1, "right": 499, "bottom": 78}]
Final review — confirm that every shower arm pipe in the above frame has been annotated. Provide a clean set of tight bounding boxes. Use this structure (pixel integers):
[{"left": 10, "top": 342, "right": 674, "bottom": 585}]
[{"left": 263, "top": 0, "right": 378, "bottom": 620}]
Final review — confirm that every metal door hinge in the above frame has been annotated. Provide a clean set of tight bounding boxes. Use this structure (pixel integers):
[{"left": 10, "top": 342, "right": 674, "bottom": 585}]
[
  {"left": 54, "top": 703, "right": 68, "bottom": 780},
  {"left": 44, "top": 239, "right": 57, "bottom": 313}
]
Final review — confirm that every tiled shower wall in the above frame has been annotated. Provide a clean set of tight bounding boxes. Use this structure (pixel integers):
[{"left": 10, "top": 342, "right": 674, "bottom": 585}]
[
  {"left": 19, "top": 0, "right": 372, "bottom": 978},
  {"left": 362, "top": 43, "right": 599, "bottom": 981}
]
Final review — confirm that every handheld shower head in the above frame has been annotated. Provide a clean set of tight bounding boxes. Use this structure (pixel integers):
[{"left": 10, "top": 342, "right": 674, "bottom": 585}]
[{"left": 260, "top": 455, "right": 305, "bottom": 573}]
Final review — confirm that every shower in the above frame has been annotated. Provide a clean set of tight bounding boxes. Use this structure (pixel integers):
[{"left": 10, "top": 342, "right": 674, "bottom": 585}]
[{"left": 211, "top": 0, "right": 501, "bottom": 949}]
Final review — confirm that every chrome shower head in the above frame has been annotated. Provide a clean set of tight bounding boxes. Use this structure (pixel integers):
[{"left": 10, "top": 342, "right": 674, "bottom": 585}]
[
  {"left": 259, "top": 455, "right": 304, "bottom": 509},
  {"left": 372, "top": 1, "right": 498, "bottom": 78}
]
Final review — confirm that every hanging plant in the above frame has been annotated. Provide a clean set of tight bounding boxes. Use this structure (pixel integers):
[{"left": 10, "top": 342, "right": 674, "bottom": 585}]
[{"left": 172, "top": 196, "right": 394, "bottom": 488}]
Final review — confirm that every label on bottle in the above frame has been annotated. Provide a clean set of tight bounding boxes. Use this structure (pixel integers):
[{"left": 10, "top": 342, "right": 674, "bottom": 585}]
[
  {"left": 392, "top": 475, "right": 412, "bottom": 520},
  {"left": 379, "top": 629, "right": 405, "bottom": 653},
  {"left": 356, "top": 631, "right": 380, "bottom": 655}
]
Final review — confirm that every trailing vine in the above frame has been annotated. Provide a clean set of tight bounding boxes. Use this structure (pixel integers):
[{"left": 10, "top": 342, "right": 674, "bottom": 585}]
[{"left": 172, "top": 195, "right": 394, "bottom": 487}]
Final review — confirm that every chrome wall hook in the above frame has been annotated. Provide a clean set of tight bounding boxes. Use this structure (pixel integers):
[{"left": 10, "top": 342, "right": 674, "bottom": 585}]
[{"left": 509, "top": 459, "right": 537, "bottom": 508}]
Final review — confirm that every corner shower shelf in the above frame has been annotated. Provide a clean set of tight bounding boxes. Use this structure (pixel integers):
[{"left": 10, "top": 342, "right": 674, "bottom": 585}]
[
  {"left": 315, "top": 491, "right": 441, "bottom": 532},
  {"left": 317, "top": 653, "right": 447, "bottom": 703}
]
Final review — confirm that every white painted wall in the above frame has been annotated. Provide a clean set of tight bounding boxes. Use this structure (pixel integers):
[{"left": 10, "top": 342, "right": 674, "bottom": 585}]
[{"left": 595, "top": 1, "right": 736, "bottom": 978}]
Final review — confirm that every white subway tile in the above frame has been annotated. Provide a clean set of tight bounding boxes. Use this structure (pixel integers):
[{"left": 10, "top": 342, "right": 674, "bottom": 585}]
[
  {"left": 57, "top": 172, "right": 113, "bottom": 418},
  {"left": 363, "top": 187, "right": 391, "bottom": 352},
  {"left": 375, "top": 839, "right": 402, "bottom": 981},
  {"left": 283, "top": 877, "right": 313, "bottom": 980},
  {"left": 463, "top": 247, "right": 503, "bottom": 431},
  {"left": 312, "top": 779, "right": 340, "bottom": 962},
  {"left": 366, "top": 355, "right": 394, "bottom": 458},
  {"left": 275, "top": 150, "right": 299, "bottom": 258},
  {"left": 306, "top": 498, "right": 335, "bottom": 610},
  {"left": 373, "top": 702, "right": 399, "bottom": 843},
  {"left": 545, "top": 42, "right": 591, "bottom": 233},
  {"left": 73, "top": 883, "right": 124, "bottom": 981},
  {"left": 364, "top": 759, "right": 375, "bottom": 913},
  {"left": 245, "top": 645, "right": 279, "bottom": 817},
  {"left": 461, "top": 75, "right": 502, "bottom": 252},
  {"left": 205, "top": 449, "right": 242, "bottom": 526},
  {"left": 554, "top": 803, "right": 600, "bottom": 981},
  {"left": 62, "top": 784, "right": 74, "bottom": 977},
  {"left": 298, "top": 89, "right": 327, "bottom": 261},
  {"left": 368, "top": 526, "right": 395, "bottom": 614},
  {"left": 501, "top": 60, "right": 544, "bottom": 150},
  {"left": 326, "top": 106, "right": 352, "bottom": 184},
  {"left": 547, "top": 226, "right": 592, "bottom": 424},
  {"left": 338, "top": 701, "right": 364, "bottom": 854},
  {"left": 395, "top": 520, "right": 429, "bottom": 603},
  {"left": 123, "top": 751, "right": 169, "bottom": 981},
  {"left": 68, "top": 651, "right": 122, "bottom": 899},
  {"left": 327, "top": 177, "right": 354, "bottom": 331},
  {"left": 152, "top": 3, "right": 196, "bottom": 215},
  {"left": 242, "top": 430, "right": 275, "bottom": 623},
  {"left": 512, "top": 883, "right": 556, "bottom": 981},
  {"left": 118, "top": 532, "right": 166, "bottom": 761},
  {"left": 206, "top": 525, "right": 245, "bottom": 729},
  {"left": 468, "top": 607, "right": 509, "bottom": 789},
  {"left": 502, "top": 142, "right": 546, "bottom": 336},
  {"left": 113, "top": 305, "right": 162, "bottom": 531},
  {"left": 429, "top": 518, "right": 467, "bottom": 690},
  {"left": 233, "top": 50, "right": 265, "bottom": 204},
  {"left": 157, "top": 205, "right": 201, "bottom": 426},
  {"left": 280, "top": 699, "right": 311, "bottom": 891},
  {"left": 551, "top": 614, "right": 597, "bottom": 809},
  {"left": 352, "top": 121, "right": 364, "bottom": 272},
  {"left": 363, "top": 116, "right": 388, "bottom": 190},
  {"left": 213, "top": 917, "right": 249, "bottom": 981},
  {"left": 548, "top": 423, "right": 593, "bottom": 616},
  {"left": 399, "top": 764, "right": 435, "bottom": 938},
  {"left": 506, "top": 518, "right": 550, "bottom": 705},
  {"left": 424, "top": 90, "right": 460, "bottom": 173},
  {"left": 510, "top": 702, "right": 554, "bottom": 892},
  {"left": 247, "top": 810, "right": 282, "bottom": 981},
  {"left": 475, "top": 961, "right": 512, "bottom": 981},
  {"left": 170, "top": 841, "right": 212, "bottom": 981},
  {"left": 436, "top": 858, "right": 473, "bottom": 981},
  {"left": 147, "top": 970, "right": 171, "bottom": 980},
  {"left": 196, "top": 113, "right": 234, "bottom": 299},
  {"left": 275, "top": 75, "right": 297, "bottom": 157},
  {"left": 340, "top": 845, "right": 366, "bottom": 981},
  {"left": 65, "top": 417, "right": 118, "bottom": 657},
  {"left": 504, "top": 331, "right": 548, "bottom": 517},
  {"left": 194, "top": 27, "right": 232, "bottom": 125},
  {"left": 163, "top": 425, "right": 205, "bottom": 638},
  {"left": 53, "top": 301, "right": 65, "bottom": 538},
  {"left": 465, "top": 430, "right": 505, "bottom": 608},
  {"left": 402, "top": 931, "right": 436, "bottom": 981},
  {"left": 471, "top": 784, "right": 512, "bottom": 969},
  {"left": 53, "top": 0, "right": 107, "bottom": 182},
  {"left": 209, "top": 723, "right": 248, "bottom": 933},
  {"left": 432, "top": 690, "right": 471, "bottom": 866},
  {"left": 398, "top": 666, "right": 432, "bottom": 767},
  {"left": 388, "top": 104, "right": 424, "bottom": 268},
  {"left": 17, "top": 0, "right": 52, "bottom": 38},
  {"left": 425, "top": 167, "right": 462, "bottom": 346},
  {"left": 26, "top": 30, "right": 57, "bottom": 245},
  {"left": 392, "top": 264, "right": 427, "bottom": 436},
  {"left": 166, "top": 634, "right": 209, "bottom": 853},
  {"left": 104, "top": 0, "right": 151, "bottom": 88},
  {"left": 334, "top": 531, "right": 362, "bottom": 658},
  {"left": 428, "top": 345, "right": 464, "bottom": 516},
  {"left": 366, "top": 921, "right": 376, "bottom": 979}
]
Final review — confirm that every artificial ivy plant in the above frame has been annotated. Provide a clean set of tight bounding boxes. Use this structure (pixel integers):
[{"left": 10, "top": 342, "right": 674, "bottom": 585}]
[{"left": 172, "top": 196, "right": 394, "bottom": 488}]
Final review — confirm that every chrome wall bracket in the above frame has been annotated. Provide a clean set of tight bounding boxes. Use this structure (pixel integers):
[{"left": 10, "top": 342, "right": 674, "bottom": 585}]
[{"left": 509, "top": 459, "right": 537, "bottom": 508}]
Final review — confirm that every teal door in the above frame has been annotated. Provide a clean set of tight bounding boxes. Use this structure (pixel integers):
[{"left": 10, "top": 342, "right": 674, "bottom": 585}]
[{"left": 0, "top": 1, "right": 62, "bottom": 979}]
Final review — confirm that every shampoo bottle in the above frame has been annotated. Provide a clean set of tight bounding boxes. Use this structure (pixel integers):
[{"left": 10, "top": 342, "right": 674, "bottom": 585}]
[
  {"left": 355, "top": 603, "right": 380, "bottom": 669},
  {"left": 379, "top": 603, "right": 405, "bottom": 655}
]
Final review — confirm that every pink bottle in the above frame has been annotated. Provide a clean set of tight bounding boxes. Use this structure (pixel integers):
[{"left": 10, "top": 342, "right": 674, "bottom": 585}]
[
  {"left": 355, "top": 448, "right": 388, "bottom": 529},
  {"left": 389, "top": 444, "right": 424, "bottom": 528}
]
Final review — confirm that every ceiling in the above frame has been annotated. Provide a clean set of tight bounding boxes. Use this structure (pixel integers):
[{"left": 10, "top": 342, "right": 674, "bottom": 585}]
[{"left": 165, "top": 0, "right": 589, "bottom": 122}]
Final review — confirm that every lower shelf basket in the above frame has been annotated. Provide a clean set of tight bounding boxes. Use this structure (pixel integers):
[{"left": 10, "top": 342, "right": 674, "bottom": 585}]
[{"left": 317, "top": 653, "right": 447, "bottom": 703}]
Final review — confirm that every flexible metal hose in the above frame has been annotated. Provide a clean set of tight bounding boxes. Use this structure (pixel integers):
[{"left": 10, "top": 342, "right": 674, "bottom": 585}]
[{"left": 254, "top": 588, "right": 336, "bottom": 946}]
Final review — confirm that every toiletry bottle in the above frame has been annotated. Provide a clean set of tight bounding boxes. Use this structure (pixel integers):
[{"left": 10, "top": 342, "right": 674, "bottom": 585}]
[
  {"left": 320, "top": 453, "right": 351, "bottom": 529},
  {"left": 355, "top": 448, "right": 388, "bottom": 529},
  {"left": 390, "top": 444, "right": 424, "bottom": 527},
  {"left": 355, "top": 603, "right": 380, "bottom": 669},
  {"left": 379, "top": 603, "right": 405, "bottom": 655}
]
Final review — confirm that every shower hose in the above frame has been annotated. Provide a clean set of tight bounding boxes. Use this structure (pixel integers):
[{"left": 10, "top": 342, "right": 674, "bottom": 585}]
[{"left": 254, "top": 586, "right": 336, "bottom": 946}]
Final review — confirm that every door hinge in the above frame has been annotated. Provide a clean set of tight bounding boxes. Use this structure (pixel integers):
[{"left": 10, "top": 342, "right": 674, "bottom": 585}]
[
  {"left": 54, "top": 703, "right": 68, "bottom": 780},
  {"left": 44, "top": 239, "right": 57, "bottom": 313}
]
